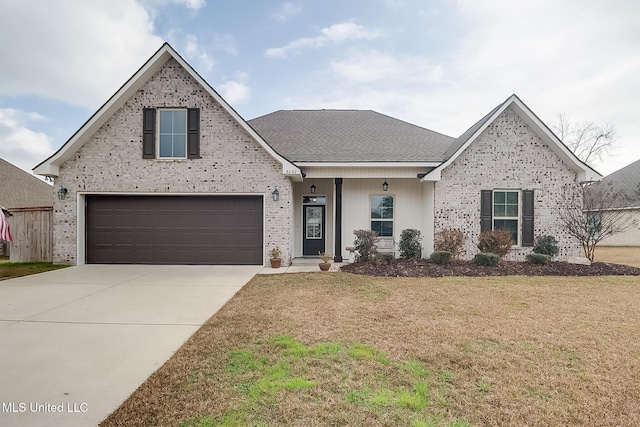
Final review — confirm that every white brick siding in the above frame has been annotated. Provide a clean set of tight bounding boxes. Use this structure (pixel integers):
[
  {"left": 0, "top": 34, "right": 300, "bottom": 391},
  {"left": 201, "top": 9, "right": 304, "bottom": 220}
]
[
  {"left": 53, "top": 58, "right": 293, "bottom": 265},
  {"left": 434, "top": 107, "right": 582, "bottom": 260}
]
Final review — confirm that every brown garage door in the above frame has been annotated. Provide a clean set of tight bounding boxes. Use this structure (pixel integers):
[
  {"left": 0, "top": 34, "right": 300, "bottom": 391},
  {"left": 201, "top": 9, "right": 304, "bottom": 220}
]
[{"left": 86, "top": 195, "right": 263, "bottom": 265}]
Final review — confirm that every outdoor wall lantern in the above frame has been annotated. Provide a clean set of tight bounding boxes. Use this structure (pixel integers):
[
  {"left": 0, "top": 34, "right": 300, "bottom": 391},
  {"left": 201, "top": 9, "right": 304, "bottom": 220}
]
[
  {"left": 272, "top": 188, "right": 280, "bottom": 202},
  {"left": 382, "top": 180, "right": 389, "bottom": 192},
  {"left": 310, "top": 184, "right": 316, "bottom": 194},
  {"left": 57, "top": 186, "right": 68, "bottom": 200}
]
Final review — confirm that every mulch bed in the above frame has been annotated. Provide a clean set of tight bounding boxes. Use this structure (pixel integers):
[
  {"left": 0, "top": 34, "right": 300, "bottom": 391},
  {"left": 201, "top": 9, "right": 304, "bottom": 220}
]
[{"left": 340, "top": 258, "right": 640, "bottom": 277}]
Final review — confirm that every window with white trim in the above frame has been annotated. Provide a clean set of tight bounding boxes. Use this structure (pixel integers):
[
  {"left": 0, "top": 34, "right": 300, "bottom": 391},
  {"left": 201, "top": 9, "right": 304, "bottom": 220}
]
[
  {"left": 158, "top": 109, "right": 187, "bottom": 158},
  {"left": 493, "top": 190, "right": 520, "bottom": 244},
  {"left": 370, "top": 195, "right": 394, "bottom": 237}
]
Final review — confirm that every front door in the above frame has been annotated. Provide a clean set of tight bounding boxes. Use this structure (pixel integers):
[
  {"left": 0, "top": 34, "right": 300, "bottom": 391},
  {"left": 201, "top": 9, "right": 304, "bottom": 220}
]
[{"left": 303, "top": 205, "right": 325, "bottom": 256}]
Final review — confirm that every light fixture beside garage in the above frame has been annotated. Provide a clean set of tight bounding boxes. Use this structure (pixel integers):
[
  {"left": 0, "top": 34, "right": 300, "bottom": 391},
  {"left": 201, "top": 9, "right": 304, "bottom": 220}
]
[
  {"left": 272, "top": 188, "right": 280, "bottom": 201},
  {"left": 57, "top": 186, "right": 68, "bottom": 200}
]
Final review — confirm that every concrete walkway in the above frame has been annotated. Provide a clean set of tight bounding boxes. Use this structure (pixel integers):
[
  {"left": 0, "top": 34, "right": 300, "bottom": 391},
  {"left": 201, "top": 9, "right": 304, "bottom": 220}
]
[
  {"left": 0, "top": 264, "right": 261, "bottom": 427},
  {"left": 259, "top": 257, "right": 345, "bottom": 274}
]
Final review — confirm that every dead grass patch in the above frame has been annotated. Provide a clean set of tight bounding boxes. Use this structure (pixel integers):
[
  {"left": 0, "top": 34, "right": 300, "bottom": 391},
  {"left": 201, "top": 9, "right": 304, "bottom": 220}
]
[
  {"left": 101, "top": 273, "right": 640, "bottom": 427},
  {"left": 595, "top": 246, "right": 640, "bottom": 268}
]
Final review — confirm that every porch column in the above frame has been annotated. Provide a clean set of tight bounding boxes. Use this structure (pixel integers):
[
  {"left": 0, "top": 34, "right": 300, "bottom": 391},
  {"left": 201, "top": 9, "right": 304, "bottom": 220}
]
[{"left": 334, "top": 178, "right": 343, "bottom": 262}]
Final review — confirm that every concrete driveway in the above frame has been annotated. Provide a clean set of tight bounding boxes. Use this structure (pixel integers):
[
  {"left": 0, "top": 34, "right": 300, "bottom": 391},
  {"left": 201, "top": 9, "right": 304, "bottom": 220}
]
[{"left": 0, "top": 264, "right": 261, "bottom": 427}]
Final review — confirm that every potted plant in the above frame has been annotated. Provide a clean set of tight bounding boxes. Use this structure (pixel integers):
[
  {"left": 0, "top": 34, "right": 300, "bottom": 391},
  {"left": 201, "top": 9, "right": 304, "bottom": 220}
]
[
  {"left": 318, "top": 251, "right": 332, "bottom": 271},
  {"left": 269, "top": 246, "right": 282, "bottom": 268}
]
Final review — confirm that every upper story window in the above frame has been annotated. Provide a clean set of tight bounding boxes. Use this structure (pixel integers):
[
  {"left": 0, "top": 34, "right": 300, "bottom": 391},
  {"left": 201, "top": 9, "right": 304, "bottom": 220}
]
[
  {"left": 370, "top": 195, "right": 394, "bottom": 237},
  {"left": 158, "top": 109, "right": 187, "bottom": 158},
  {"left": 142, "top": 107, "right": 200, "bottom": 160}
]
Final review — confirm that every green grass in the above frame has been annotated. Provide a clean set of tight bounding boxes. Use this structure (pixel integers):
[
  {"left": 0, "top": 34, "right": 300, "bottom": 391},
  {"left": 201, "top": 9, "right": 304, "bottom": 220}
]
[
  {"left": 181, "top": 335, "right": 468, "bottom": 427},
  {"left": 0, "top": 261, "right": 68, "bottom": 280},
  {"left": 272, "top": 334, "right": 343, "bottom": 357},
  {"left": 348, "top": 343, "right": 390, "bottom": 364}
]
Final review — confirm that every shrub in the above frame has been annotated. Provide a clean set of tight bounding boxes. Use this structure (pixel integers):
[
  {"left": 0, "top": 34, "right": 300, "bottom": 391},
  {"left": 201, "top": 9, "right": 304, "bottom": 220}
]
[
  {"left": 318, "top": 252, "right": 333, "bottom": 263},
  {"left": 474, "top": 252, "right": 500, "bottom": 266},
  {"left": 477, "top": 230, "right": 513, "bottom": 258},
  {"left": 375, "top": 252, "right": 396, "bottom": 264},
  {"left": 434, "top": 229, "right": 465, "bottom": 259},
  {"left": 533, "top": 235, "right": 559, "bottom": 257},
  {"left": 526, "top": 253, "right": 552, "bottom": 265},
  {"left": 430, "top": 250, "right": 452, "bottom": 265},
  {"left": 399, "top": 229, "right": 422, "bottom": 259},
  {"left": 353, "top": 229, "right": 378, "bottom": 262},
  {"left": 269, "top": 246, "right": 282, "bottom": 259}
]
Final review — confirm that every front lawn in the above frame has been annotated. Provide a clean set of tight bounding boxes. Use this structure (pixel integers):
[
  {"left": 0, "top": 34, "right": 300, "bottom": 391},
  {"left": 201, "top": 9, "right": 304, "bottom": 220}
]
[
  {"left": 595, "top": 246, "right": 640, "bottom": 268},
  {"left": 0, "top": 261, "right": 68, "bottom": 280},
  {"left": 102, "top": 273, "right": 640, "bottom": 427}
]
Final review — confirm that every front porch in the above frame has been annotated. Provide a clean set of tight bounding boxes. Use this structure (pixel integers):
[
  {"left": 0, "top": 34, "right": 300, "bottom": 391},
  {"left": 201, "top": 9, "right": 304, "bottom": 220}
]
[{"left": 291, "top": 174, "right": 436, "bottom": 261}]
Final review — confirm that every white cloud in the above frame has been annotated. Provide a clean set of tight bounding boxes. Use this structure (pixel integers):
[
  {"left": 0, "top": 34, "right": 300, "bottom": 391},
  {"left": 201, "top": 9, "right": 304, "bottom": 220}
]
[
  {"left": 0, "top": 0, "right": 163, "bottom": 109},
  {"left": 444, "top": 0, "right": 640, "bottom": 171},
  {"left": 274, "top": 1, "right": 640, "bottom": 174},
  {"left": 184, "top": 34, "right": 215, "bottom": 73},
  {"left": 142, "top": 0, "right": 205, "bottom": 11},
  {"left": 0, "top": 109, "right": 54, "bottom": 173},
  {"left": 330, "top": 50, "right": 443, "bottom": 85},
  {"left": 272, "top": 3, "right": 302, "bottom": 22},
  {"left": 211, "top": 34, "right": 238, "bottom": 56},
  {"left": 219, "top": 76, "right": 251, "bottom": 104},
  {"left": 265, "top": 22, "right": 382, "bottom": 58},
  {"left": 172, "top": 0, "right": 205, "bottom": 9},
  {"left": 321, "top": 22, "right": 380, "bottom": 43}
]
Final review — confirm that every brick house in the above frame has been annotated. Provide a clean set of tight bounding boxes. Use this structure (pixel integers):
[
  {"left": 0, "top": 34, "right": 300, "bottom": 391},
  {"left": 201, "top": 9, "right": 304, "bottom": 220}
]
[{"left": 34, "top": 43, "right": 600, "bottom": 265}]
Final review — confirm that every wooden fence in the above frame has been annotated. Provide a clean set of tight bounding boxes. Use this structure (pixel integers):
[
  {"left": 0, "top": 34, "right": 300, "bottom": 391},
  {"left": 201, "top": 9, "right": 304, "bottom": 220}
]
[{"left": 7, "top": 207, "right": 53, "bottom": 262}]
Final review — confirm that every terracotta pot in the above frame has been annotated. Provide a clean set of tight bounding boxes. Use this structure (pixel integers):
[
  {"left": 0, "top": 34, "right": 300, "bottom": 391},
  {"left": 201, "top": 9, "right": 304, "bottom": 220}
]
[
  {"left": 319, "top": 262, "right": 331, "bottom": 271},
  {"left": 270, "top": 258, "right": 281, "bottom": 268}
]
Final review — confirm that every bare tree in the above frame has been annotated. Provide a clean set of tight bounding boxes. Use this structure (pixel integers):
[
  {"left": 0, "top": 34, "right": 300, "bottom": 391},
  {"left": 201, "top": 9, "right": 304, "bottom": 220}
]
[
  {"left": 552, "top": 113, "right": 617, "bottom": 167},
  {"left": 557, "top": 181, "right": 633, "bottom": 262}
]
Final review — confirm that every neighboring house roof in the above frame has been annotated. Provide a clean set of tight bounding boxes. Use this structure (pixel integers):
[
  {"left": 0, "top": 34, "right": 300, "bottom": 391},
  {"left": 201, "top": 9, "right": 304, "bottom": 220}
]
[
  {"left": 248, "top": 110, "right": 455, "bottom": 163},
  {"left": 33, "top": 43, "right": 302, "bottom": 181},
  {"left": 0, "top": 158, "right": 53, "bottom": 209},
  {"left": 422, "top": 94, "right": 602, "bottom": 183},
  {"left": 601, "top": 158, "right": 640, "bottom": 208}
]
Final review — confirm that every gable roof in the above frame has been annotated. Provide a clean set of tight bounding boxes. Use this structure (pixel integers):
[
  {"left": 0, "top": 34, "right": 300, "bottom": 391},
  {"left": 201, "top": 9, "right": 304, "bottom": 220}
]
[
  {"left": 600, "top": 158, "right": 640, "bottom": 208},
  {"left": 33, "top": 43, "right": 301, "bottom": 180},
  {"left": 0, "top": 158, "right": 53, "bottom": 209},
  {"left": 421, "top": 94, "right": 602, "bottom": 182},
  {"left": 248, "top": 110, "right": 454, "bottom": 164}
]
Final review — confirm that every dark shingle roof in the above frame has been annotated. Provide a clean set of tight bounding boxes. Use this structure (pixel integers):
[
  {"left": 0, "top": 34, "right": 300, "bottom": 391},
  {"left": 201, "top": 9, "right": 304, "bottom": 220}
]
[
  {"left": 248, "top": 110, "right": 455, "bottom": 162},
  {"left": 0, "top": 158, "right": 53, "bottom": 209},
  {"left": 601, "top": 158, "right": 640, "bottom": 208}
]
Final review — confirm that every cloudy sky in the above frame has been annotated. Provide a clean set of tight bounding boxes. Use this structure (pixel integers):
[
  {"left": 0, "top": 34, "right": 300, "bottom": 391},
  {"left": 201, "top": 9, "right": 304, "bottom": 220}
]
[{"left": 1, "top": 0, "right": 639, "bottom": 177}]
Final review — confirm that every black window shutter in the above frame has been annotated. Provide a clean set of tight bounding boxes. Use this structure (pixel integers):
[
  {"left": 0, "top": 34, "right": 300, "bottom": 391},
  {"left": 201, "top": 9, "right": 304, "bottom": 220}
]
[
  {"left": 522, "top": 190, "right": 535, "bottom": 247},
  {"left": 187, "top": 108, "right": 200, "bottom": 159},
  {"left": 142, "top": 108, "right": 156, "bottom": 159},
  {"left": 480, "top": 190, "right": 493, "bottom": 232}
]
